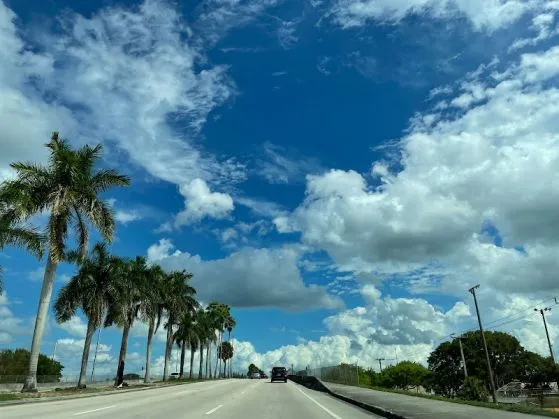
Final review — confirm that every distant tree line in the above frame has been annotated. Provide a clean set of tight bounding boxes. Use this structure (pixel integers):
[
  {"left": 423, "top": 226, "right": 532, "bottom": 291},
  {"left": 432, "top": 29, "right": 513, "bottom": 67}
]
[{"left": 0, "top": 349, "right": 63, "bottom": 383}]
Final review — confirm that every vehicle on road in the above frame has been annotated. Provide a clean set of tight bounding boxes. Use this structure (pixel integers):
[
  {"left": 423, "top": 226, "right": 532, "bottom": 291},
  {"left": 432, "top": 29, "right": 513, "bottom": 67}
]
[
  {"left": 271, "top": 366, "right": 287, "bottom": 383},
  {"left": 170, "top": 372, "right": 180, "bottom": 380},
  {"left": 250, "top": 372, "right": 261, "bottom": 379}
]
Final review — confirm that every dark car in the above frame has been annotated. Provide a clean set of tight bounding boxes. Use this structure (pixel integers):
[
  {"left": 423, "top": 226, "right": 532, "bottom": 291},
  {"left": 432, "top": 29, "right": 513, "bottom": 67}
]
[{"left": 271, "top": 367, "right": 287, "bottom": 383}]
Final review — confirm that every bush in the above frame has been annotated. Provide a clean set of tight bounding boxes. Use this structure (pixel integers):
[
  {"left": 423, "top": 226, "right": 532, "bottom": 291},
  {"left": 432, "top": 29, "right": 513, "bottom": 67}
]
[{"left": 457, "top": 376, "right": 488, "bottom": 402}]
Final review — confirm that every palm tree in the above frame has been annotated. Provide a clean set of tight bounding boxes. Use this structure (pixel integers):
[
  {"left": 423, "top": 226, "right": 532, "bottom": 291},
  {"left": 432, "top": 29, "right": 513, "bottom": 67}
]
[
  {"left": 139, "top": 264, "right": 165, "bottom": 383},
  {"left": 53, "top": 243, "right": 120, "bottom": 388},
  {"left": 162, "top": 270, "right": 197, "bottom": 382},
  {"left": 105, "top": 257, "right": 148, "bottom": 386},
  {"left": 0, "top": 207, "right": 44, "bottom": 293},
  {"left": 225, "top": 315, "right": 236, "bottom": 378},
  {"left": 0, "top": 132, "right": 130, "bottom": 392},
  {"left": 174, "top": 311, "right": 198, "bottom": 378},
  {"left": 218, "top": 341, "right": 233, "bottom": 378},
  {"left": 195, "top": 310, "right": 211, "bottom": 379},
  {"left": 208, "top": 302, "right": 230, "bottom": 378}
]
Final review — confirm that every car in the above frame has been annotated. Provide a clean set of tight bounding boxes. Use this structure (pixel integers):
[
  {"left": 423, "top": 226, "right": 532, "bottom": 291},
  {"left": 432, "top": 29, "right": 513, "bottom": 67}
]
[
  {"left": 271, "top": 367, "right": 287, "bottom": 383},
  {"left": 169, "top": 372, "right": 180, "bottom": 380},
  {"left": 250, "top": 372, "right": 261, "bottom": 379}
]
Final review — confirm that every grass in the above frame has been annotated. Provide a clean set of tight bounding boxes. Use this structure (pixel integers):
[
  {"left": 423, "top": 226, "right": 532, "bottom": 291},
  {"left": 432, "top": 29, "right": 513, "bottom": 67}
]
[
  {"left": 347, "top": 382, "right": 559, "bottom": 418},
  {"left": 0, "top": 394, "right": 20, "bottom": 402}
]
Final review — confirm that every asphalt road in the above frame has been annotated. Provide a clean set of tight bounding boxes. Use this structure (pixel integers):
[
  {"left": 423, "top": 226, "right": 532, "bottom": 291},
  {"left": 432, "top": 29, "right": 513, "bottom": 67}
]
[{"left": 0, "top": 379, "right": 381, "bottom": 418}]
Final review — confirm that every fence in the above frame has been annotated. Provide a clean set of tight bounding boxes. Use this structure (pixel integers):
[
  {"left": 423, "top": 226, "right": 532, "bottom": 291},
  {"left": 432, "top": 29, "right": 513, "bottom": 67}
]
[{"left": 299, "top": 364, "right": 361, "bottom": 387}]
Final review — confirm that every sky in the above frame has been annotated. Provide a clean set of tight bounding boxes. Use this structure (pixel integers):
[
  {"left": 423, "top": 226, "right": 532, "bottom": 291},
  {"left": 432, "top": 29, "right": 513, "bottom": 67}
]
[{"left": 2, "top": 0, "right": 559, "bottom": 379}]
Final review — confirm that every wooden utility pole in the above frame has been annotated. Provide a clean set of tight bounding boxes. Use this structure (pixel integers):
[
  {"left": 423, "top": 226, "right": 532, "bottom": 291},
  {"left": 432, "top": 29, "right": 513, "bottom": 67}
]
[{"left": 468, "top": 284, "right": 497, "bottom": 403}]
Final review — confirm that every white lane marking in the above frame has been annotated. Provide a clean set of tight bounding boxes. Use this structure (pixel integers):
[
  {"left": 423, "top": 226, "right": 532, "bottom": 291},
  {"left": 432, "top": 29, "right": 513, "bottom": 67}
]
[
  {"left": 295, "top": 387, "right": 342, "bottom": 419},
  {"left": 205, "top": 405, "right": 223, "bottom": 415},
  {"left": 73, "top": 405, "right": 116, "bottom": 416}
]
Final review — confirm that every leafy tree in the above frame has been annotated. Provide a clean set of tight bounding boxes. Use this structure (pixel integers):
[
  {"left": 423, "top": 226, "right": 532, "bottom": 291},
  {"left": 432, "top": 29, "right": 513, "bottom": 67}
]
[
  {"left": 378, "top": 361, "right": 429, "bottom": 390},
  {"left": 0, "top": 349, "right": 63, "bottom": 383},
  {"left": 218, "top": 341, "right": 233, "bottom": 377},
  {"left": 162, "top": 270, "right": 197, "bottom": 381},
  {"left": 457, "top": 376, "right": 489, "bottom": 401},
  {"left": 428, "top": 331, "right": 527, "bottom": 396},
  {"left": 0, "top": 132, "right": 130, "bottom": 392},
  {"left": 520, "top": 352, "right": 558, "bottom": 387},
  {"left": 248, "top": 363, "right": 260, "bottom": 375},
  {"left": 54, "top": 243, "right": 121, "bottom": 388}
]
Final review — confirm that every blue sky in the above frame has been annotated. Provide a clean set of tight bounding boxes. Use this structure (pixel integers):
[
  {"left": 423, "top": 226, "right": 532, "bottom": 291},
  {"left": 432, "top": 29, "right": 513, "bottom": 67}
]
[{"left": 2, "top": 0, "right": 559, "bottom": 376}]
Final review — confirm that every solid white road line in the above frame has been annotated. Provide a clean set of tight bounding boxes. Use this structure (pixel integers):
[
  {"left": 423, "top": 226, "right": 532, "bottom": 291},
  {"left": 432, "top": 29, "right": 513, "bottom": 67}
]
[
  {"left": 205, "top": 405, "right": 223, "bottom": 415},
  {"left": 73, "top": 405, "right": 116, "bottom": 416},
  {"left": 295, "top": 387, "right": 342, "bottom": 419}
]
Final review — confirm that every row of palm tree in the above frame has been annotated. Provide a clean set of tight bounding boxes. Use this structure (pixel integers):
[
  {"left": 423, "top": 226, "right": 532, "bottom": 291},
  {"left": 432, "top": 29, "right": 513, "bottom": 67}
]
[{"left": 0, "top": 132, "right": 236, "bottom": 391}]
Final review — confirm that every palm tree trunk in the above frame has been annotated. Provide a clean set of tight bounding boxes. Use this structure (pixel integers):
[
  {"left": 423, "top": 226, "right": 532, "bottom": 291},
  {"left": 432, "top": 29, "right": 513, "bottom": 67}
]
[
  {"left": 214, "top": 335, "right": 220, "bottom": 378},
  {"left": 206, "top": 345, "right": 210, "bottom": 378},
  {"left": 189, "top": 342, "right": 195, "bottom": 379},
  {"left": 223, "top": 359, "right": 227, "bottom": 377},
  {"left": 228, "top": 330, "right": 231, "bottom": 378},
  {"left": 22, "top": 256, "right": 58, "bottom": 392},
  {"left": 198, "top": 343, "right": 204, "bottom": 379},
  {"left": 115, "top": 323, "right": 131, "bottom": 386},
  {"left": 78, "top": 318, "right": 96, "bottom": 388},
  {"left": 163, "top": 326, "right": 172, "bottom": 382},
  {"left": 144, "top": 318, "right": 154, "bottom": 383},
  {"left": 180, "top": 340, "right": 186, "bottom": 378}
]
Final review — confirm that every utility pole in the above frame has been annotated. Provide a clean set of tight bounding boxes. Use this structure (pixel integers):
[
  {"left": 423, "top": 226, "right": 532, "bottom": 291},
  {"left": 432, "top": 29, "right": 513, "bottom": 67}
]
[
  {"left": 51, "top": 340, "right": 58, "bottom": 361},
  {"left": 535, "top": 307, "right": 555, "bottom": 363},
  {"left": 376, "top": 358, "right": 385, "bottom": 373},
  {"left": 469, "top": 284, "right": 497, "bottom": 403},
  {"left": 356, "top": 360, "right": 360, "bottom": 386},
  {"left": 451, "top": 333, "right": 468, "bottom": 378},
  {"left": 90, "top": 329, "right": 101, "bottom": 383}
]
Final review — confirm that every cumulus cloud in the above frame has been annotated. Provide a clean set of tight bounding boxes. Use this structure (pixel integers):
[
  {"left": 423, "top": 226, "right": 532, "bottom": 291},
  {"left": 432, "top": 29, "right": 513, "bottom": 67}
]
[
  {"left": 55, "top": 338, "right": 114, "bottom": 375},
  {"left": 173, "top": 179, "right": 234, "bottom": 226},
  {"left": 58, "top": 316, "right": 87, "bottom": 338},
  {"left": 0, "top": 293, "right": 30, "bottom": 344},
  {"left": 0, "top": 0, "right": 244, "bottom": 223},
  {"left": 330, "top": 0, "right": 541, "bottom": 31},
  {"left": 147, "top": 239, "right": 342, "bottom": 310},
  {"left": 277, "top": 41, "right": 559, "bottom": 299}
]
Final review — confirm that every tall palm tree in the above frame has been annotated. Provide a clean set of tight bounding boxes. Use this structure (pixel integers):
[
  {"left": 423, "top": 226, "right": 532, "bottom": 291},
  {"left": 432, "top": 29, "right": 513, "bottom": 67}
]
[
  {"left": 53, "top": 243, "right": 120, "bottom": 388},
  {"left": 0, "top": 207, "right": 44, "bottom": 293},
  {"left": 0, "top": 132, "right": 130, "bottom": 392},
  {"left": 218, "top": 341, "right": 233, "bottom": 378},
  {"left": 196, "top": 310, "right": 211, "bottom": 379},
  {"left": 162, "top": 270, "right": 197, "bottom": 382},
  {"left": 225, "top": 315, "right": 236, "bottom": 378},
  {"left": 174, "top": 311, "right": 198, "bottom": 378},
  {"left": 139, "top": 264, "right": 165, "bottom": 383},
  {"left": 208, "top": 302, "right": 230, "bottom": 378},
  {"left": 105, "top": 257, "right": 148, "bottom": 386}
]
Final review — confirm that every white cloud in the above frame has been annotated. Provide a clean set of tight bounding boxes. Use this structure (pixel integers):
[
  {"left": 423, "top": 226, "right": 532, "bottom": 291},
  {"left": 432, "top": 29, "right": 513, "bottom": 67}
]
[
  {"left": 330, "top": 0, "right": 540, "bottom": 31},
  {"left": 277, "top": 42, "right": 559, "bottom": 299},
  {"left": 0, "top": 293, "right": 30, "bottom": 344},
  {"left": 256, "top": 142, "right": 324, "bottom": 185},
  {"left": 55, "top": 338, "right": 113, "bottom": 375},
  {"left": 58, "top": 316, "right": 88, "bottom": 338},
  {"left": 147, "top": 239, "right": 342, "bottom": 310},
  {"left": 0, "top": 0, "right": 244, "bottom": 225},
  {"left": 173, "top": 178, "right": 234, "bottom": 227}
]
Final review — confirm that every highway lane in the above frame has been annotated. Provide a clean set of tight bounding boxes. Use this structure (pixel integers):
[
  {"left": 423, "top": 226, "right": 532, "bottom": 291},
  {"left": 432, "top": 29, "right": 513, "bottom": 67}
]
[{"left": 0, "top": 379, "right": 380, "bottom": 418}]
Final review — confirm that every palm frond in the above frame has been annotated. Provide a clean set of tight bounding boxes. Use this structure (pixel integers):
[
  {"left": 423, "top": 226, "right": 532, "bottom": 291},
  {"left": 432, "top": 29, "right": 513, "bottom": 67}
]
[
  {"left": 81, "top": 196, "right": 116, "bottom": 243},
  {"left": 72, "top": 206, "right": 89, "bottom": 262},
  {"left": 90, "top": 169, "right": 131, "bottom": 193}
]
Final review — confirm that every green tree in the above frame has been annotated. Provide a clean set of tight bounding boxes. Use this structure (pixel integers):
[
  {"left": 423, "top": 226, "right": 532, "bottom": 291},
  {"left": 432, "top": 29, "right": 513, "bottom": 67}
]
[
  {"left": 520, "top": 352, "right": 558, "bottom": 387},
  {"left": 248, "top": 363, "right": 259, "bottom": 375},
  {"left": 379, "top": 361, "right": 429, "bottom": 390},
  {"left": 0, "top": 208, "right": 44, "bottom": 293},
  {"left": 218, "top": 341, "right": 233, "bottom": 377},
  {"left": 457, "top": 376, "right": 489, "bottom": 401},
  {"left": 0, "top": 132, "right": 130, "bottom": 392},
  {"left": 428, "top": 331, "right": 526, "bottom": 397},
  {"left": 0, "top": 349, "right": 63, "bottom": 383},
  {"left": 54, "top": 243, "right": 121, "bottom": 388},
  {"left": 162, "top": 270, "right": 197, "bottom": 382}
]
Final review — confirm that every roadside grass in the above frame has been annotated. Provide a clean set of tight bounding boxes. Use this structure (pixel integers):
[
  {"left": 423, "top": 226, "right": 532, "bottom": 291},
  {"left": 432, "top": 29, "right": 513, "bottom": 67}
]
[
  {"left": 0, "top": 394, "right": 20, "bottom": 402},
  {"left": 355, "top": 383, "right": 559, "bottom": 418}
]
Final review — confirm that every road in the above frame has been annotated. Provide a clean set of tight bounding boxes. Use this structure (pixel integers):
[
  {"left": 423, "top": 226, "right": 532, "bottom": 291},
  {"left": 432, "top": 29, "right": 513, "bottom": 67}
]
[{"left": 0, "top": 379, "right": 380, "bottom": 418}]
